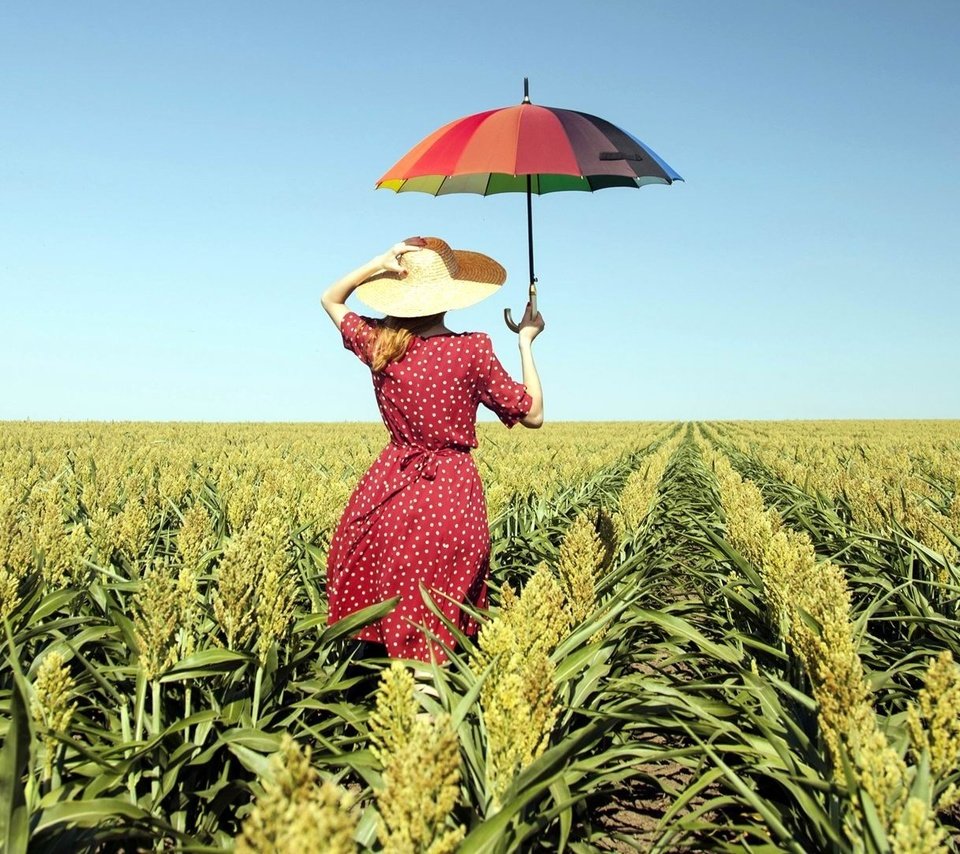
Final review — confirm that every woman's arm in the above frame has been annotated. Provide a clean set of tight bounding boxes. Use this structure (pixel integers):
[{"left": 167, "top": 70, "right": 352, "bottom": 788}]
[
  {"left": 320, "top": 237, "right": 426, "bottom": 329},
  {"left": 516, "top": 302, "right": 545, "bottom": 428}
]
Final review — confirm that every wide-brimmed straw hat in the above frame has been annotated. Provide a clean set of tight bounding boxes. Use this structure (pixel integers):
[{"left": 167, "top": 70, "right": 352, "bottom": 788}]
[{"left": 354, "top": 236, "right": 506, "bottom": 318}]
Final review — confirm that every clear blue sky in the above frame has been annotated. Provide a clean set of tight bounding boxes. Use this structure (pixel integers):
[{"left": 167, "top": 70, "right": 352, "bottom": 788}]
[{"left": 2, "top": 1, "right": 958, "bottom": 421}]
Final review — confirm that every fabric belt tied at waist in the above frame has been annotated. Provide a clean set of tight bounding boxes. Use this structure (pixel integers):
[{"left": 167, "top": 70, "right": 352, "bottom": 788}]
[{"left": 394, "top": 443, "right": 470, "bottom": 481}]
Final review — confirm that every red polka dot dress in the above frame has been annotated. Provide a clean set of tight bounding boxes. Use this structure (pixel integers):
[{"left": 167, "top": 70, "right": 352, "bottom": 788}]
[{"left": 325, "top": 311, "right": 534, "bottom": 663}]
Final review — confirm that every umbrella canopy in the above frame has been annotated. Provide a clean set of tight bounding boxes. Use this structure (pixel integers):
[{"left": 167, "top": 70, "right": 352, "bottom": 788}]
[
  {"left": 376, "top": 80, "right": 683, "bottom": 328},
  {"left": 378, "top": 104, "right": 682, "bottom": 194}
]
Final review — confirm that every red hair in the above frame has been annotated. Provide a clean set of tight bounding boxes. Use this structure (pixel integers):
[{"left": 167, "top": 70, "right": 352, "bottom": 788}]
[{"left": 370, "top": 313, "right": 445, "bottom": 373}]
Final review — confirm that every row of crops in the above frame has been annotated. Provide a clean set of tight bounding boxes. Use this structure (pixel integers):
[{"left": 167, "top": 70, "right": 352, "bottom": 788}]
[{"left": 1, "top": 420, "right": 959, "bottom": 851}]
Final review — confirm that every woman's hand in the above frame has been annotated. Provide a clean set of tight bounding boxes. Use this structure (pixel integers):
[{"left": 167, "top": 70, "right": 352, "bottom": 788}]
[
  {"left": 322, "top": 237, "right": 426, "bottom": 329},
  {"left": 517, "top": 302, "right": 545, "bottom": 344},
  {"left": 376, "top": 237, "right": 428, "bottom": 277}
]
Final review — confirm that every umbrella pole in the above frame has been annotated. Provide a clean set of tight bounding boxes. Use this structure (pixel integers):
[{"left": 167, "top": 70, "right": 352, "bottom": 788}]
[
  {"left": 505, "top": 173, "right": 539, "bottom": 331},
  {"left": 526, "top": 174, "right": 539, "bottom": 319},
  {"left": 505, "top": 78, "right": 538, "bottom": 332}
]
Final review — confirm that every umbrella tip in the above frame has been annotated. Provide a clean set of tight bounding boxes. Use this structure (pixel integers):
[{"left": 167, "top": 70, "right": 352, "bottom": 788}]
[{"left": 522, "top": 76, "right": 531, "bottom": 104}]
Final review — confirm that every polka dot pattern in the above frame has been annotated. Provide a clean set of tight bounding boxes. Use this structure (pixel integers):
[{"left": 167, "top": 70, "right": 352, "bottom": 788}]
[{"left": 326, "top": 311, "right": 534, "bottom": 663}]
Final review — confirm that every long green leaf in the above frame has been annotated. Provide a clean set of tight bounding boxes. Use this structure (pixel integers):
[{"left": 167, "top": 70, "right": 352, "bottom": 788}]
[{"left": 0, "top": 625, "right": 31, "bottom": 854}]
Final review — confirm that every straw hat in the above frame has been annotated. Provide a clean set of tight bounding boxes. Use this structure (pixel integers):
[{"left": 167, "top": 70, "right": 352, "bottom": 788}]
[{"left": 354, "top": 236, "right": 506, "bottom": 317}]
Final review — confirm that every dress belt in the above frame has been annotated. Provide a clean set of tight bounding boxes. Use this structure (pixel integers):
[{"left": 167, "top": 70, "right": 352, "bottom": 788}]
[{"left": 392, "top": 442, "right": 471, "bottom": 481}]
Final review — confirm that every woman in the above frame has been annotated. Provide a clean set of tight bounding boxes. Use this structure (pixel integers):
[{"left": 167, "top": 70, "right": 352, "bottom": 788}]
[{"left": 320, "top": 236, "right": 545, "bottom": 663}]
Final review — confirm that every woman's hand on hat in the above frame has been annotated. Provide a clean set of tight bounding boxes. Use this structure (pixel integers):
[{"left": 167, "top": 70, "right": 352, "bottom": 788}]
[
  {"left": 378, "top": 237, "right": 427, "bottom": 277},
  {"left": 517, "top": 301, "right": 545, "bottom": 343}
]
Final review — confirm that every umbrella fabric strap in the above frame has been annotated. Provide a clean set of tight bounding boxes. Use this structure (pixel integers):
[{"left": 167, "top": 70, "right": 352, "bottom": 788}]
[{"left": 392, "top": 442, "right": 471, "bottom": 481}]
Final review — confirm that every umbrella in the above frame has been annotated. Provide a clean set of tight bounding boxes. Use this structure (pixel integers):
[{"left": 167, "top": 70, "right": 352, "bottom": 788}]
[{"left": 376, "top": 78, "right": 683, "bottom": 330}]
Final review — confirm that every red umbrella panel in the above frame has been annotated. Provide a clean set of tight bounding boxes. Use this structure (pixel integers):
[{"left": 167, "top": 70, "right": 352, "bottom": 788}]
[{"left": 377, "top": 81, "right": 683, "bottom": 328}]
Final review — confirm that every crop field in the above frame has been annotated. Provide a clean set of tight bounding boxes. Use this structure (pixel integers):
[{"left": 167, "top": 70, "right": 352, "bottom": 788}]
[{"left": 1, "top": 420, "right": 959, "bottom": 852}]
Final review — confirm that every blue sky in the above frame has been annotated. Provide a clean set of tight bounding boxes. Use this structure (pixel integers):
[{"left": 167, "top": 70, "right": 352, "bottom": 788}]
[{"left": 1, "top": 1, "right": 958, "bottom": 421}]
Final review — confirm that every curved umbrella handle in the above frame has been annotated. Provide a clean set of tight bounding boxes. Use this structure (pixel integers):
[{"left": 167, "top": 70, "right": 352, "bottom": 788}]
[{"left": 503, "top": 283, "right": 538, "bottom": 332}]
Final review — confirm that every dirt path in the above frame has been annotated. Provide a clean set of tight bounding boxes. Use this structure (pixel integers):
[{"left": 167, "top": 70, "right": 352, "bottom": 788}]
[{"left": 589, "top": 435, "right": 755, "bottom": 852}]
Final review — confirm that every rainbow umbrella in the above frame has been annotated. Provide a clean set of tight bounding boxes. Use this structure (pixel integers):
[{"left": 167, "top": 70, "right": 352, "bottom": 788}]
[{"left": 377, "top": 79, "right": 683, "bottom": 329}]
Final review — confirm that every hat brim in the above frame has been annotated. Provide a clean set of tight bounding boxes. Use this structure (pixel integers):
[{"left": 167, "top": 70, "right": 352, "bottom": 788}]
[{"left": 354, "top": 249, "right": 506, "bottom": 318}]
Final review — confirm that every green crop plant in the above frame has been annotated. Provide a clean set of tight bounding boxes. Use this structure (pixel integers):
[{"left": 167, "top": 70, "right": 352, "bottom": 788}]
[{"left": 0, "top": 420, "right": 958, "bottom": 851}]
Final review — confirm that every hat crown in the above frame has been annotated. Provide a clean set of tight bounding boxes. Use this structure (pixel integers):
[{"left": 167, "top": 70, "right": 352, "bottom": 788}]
[{"left": 401, "top": 237, "right": 460, "bottom": 284}]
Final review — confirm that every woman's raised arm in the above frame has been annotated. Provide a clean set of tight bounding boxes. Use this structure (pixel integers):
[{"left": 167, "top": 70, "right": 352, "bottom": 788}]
[
  {"left": 516, "top": 302, "right": 545, "bottom": 429},
  {"left": 320, "top": 237, "right": 426, "bottom": 329}
]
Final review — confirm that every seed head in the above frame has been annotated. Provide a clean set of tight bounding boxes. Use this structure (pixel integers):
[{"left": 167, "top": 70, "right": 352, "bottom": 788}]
[
  {"left": 907, "top": 651, "right": 960, "bottom": 786},
  {"left": 369, "top": 663, "right": 464, "bottom": 851},
  {"left": 31, "top": 649, "right": 76, "bottom": 780},
  {"left": 176, "top": 501, "right": 214, "bottom": 569},
  {"left": 889, "top": 795, "right": 947, "bottom": 854},
  {"left": 555, "top": 512, "right": 604, "bottom": 625},
  {"left": 133, "top": 557, "right": 181, "bottom": 680},
  {"left": 483, "top": 649, "right": 558, "bottom": 810},
  {"left": 236, "top": 735, "right": 358, "bottom": 854}
]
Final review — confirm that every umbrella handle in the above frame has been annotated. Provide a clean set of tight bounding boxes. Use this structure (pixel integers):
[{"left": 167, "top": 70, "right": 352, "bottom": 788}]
[{"left": 503, "top": 283, "right": 538, "bottom": 332}]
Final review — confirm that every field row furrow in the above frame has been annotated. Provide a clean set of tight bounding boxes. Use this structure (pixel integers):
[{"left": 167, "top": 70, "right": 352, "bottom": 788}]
[{"left": 698, "top": 426, "right": 960, "bottom": 851}]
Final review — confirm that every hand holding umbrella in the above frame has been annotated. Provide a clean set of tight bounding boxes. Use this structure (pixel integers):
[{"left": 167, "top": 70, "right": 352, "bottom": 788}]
[{"left": 517, "top": 299, "right": 545, "bottom": 341}]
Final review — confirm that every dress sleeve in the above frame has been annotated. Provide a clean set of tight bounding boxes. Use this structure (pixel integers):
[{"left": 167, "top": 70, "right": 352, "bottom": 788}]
[
  {"left": 340, "top": 311, "right": 378, "bottom": 366},
  {"left": 476, "top": 334, "right": 533, "bottom": 428}
]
